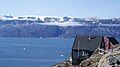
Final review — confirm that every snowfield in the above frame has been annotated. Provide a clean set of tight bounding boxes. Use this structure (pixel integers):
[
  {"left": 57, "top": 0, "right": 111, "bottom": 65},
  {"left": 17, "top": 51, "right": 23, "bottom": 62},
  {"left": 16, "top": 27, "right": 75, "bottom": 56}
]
[{"left": 38, "top": 22, "right": 84, "bottom": 26}]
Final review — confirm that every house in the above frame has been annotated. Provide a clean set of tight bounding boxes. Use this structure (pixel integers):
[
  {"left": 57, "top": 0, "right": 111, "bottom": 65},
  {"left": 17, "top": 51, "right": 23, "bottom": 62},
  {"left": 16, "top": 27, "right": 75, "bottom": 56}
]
[{"left": 72, "top": 35, "right": 119, "bottom": 65}]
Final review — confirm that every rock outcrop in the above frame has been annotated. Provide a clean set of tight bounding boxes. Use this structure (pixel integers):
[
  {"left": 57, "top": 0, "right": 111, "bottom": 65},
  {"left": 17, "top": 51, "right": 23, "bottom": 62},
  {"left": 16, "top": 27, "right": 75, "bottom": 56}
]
[{"left": 53, "top": 44, "right": 120, "bottom": 67}]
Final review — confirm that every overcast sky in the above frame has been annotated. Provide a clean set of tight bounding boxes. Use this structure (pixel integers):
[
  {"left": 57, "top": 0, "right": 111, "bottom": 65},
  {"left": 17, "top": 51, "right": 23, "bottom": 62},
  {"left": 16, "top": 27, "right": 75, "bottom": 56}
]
[{"left": 0, "top": 0, "right": 120, "bottom": 18}]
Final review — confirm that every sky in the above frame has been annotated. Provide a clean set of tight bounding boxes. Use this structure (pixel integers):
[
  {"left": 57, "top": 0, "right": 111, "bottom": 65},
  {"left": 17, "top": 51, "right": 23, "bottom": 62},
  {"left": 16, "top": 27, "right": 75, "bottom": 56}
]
[{"left": 0, "top": 0, "right": 120, "bottom": 18}]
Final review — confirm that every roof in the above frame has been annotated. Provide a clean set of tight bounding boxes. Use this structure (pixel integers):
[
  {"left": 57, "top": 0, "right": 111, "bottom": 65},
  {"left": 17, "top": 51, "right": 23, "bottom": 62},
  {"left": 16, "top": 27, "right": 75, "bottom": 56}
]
[
  {"left": 72, "top": 35, "right": 103, "bottom": 51},
  {"left": 107, "top": 37, "right": 119, "bottom": 44}
]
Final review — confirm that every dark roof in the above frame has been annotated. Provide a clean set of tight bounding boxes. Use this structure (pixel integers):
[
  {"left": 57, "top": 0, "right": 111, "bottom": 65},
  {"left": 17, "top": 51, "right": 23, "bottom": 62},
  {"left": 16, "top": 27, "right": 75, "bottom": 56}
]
[
  {"left": 72, "top": 35, "right": 102, "bottom": 51},
  {"left": 107, "top": 37, "right": 119, "bottom": 44}
]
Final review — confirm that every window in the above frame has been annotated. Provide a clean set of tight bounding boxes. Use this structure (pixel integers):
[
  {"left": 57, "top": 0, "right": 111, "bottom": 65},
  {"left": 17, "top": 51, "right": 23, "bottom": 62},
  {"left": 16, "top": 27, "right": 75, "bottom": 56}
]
[{"left": 81, "top": 51, "right": 89, "bottom": 56}]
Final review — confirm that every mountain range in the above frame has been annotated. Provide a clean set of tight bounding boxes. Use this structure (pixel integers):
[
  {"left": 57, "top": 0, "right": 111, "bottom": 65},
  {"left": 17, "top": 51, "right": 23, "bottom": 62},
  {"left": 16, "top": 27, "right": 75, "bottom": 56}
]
[{"left": 0, "top": 15, "right": 120, "bottom": 39}]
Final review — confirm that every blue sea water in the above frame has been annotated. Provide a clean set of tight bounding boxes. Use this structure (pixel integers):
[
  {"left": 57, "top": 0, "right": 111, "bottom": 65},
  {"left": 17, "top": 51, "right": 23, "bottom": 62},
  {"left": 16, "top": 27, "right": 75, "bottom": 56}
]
[{"left": 0, "top": 38, "right": 74, "bottom": 67}]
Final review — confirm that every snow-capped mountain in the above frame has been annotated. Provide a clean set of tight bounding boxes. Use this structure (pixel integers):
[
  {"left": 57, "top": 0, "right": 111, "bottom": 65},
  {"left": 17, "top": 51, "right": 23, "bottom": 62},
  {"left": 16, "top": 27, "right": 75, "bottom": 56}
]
[
  {"left": 0, "top": 15, "right": 120, "bottom": 38},
  {"left": 0, "top": 15, "right": 64, "bottom": 21},
  {"left": 0, "top": 15, "right": 120, "bottom": 27},
  {"left": 1, "top": 15, "right": 98, "bottom": 22}
]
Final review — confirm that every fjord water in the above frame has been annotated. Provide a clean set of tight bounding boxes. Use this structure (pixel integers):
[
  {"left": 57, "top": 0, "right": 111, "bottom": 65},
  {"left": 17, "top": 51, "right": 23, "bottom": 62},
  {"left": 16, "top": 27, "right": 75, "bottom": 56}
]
[{"left": 0, "top": 37, "right": 74, "bottom": 67}]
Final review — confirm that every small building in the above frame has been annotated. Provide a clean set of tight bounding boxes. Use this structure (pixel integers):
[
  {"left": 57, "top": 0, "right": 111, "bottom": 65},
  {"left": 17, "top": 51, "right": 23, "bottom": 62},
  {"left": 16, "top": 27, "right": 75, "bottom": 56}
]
[{"left": 72, "top": 35, "right": 119, "bottom": 65}]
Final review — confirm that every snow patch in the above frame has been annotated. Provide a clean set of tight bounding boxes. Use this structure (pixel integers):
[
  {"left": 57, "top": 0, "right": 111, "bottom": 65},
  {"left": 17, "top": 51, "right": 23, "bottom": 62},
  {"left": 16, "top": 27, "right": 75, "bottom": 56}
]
[{"left": 38, "top": 22, "right": 84, "bottom": 26}]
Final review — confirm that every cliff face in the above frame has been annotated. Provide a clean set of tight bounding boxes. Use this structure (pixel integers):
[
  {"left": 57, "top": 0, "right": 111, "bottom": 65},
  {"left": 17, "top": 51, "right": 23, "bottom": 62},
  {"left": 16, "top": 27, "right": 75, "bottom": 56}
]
[
  {"left": 0, "top": 24, "right": 120, "bottom": 38},
  {"left": 0, "top": 25, "right": 65, "bottom": 38}
]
